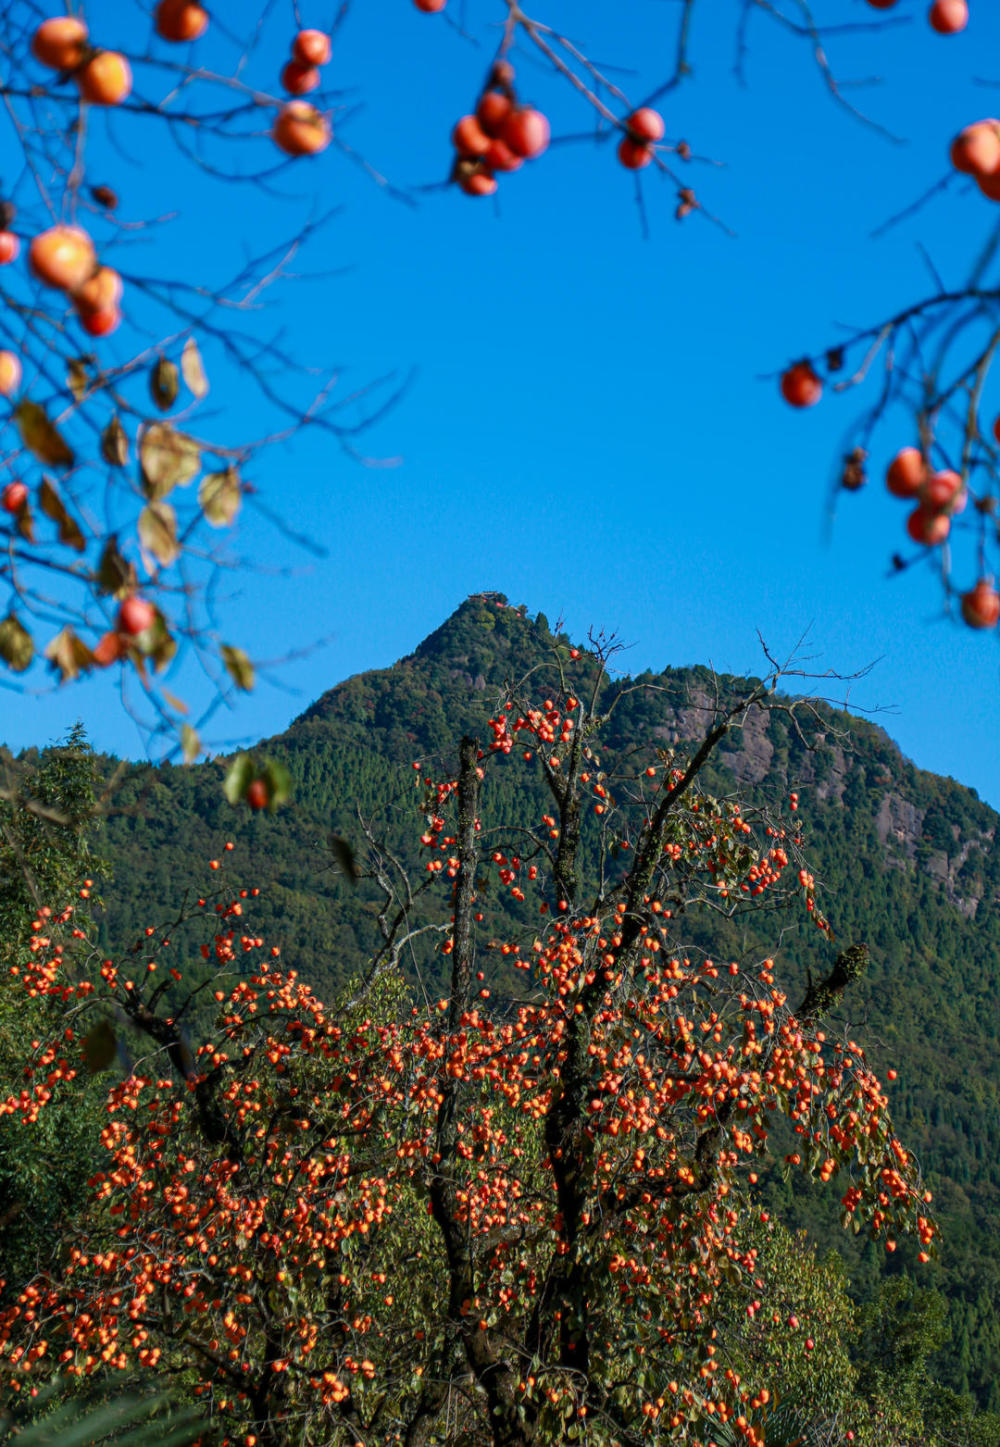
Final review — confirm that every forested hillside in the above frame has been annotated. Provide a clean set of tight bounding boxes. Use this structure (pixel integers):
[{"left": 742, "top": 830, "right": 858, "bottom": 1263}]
[{"left": 8, "top": 593, "right": 1000, "bottom": 1418}]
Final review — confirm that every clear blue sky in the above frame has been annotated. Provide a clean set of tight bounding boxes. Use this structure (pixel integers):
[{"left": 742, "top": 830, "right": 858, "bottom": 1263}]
[{"left": 6, "top": 1, "right": 1000, "bottom": 808}]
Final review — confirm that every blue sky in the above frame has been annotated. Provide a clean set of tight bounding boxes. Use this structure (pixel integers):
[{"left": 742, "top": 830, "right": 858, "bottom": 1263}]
[{"left": 6, "top": 1, "right": 1000, "bottom": 808}]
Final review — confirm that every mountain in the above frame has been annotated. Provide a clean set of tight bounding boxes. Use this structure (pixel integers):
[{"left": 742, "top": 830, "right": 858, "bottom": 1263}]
[{"left": 11, "top": 592, "right": 1000, "bottom": 1410}]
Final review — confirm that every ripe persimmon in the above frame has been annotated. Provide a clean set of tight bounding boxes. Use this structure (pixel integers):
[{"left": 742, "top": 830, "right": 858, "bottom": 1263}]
[
  {"left": 78, "top": 306, "right": 121, "bottom": 337},
  {"left": 0, "top": 352, "right": 20, "bottom": 397},
  {"left": 118, "top": 596, "right": 156, "bottom": 635},
  {"left": 281, "top": 61, "right": 319, "bottom": 95},
  {"left": 626, "top": 107, "right": 665, "bottom": 143},
  {"left": 31, "top": 16, "right": 88, "bottom": 70},
  {"left": 292, "top": 29, "right": 331, "bottom": 66},
  {"left": 921, "top": 468, "right": 962, "bottom": 510},
  {"left": 73, "top": 265, "right": 123, "bottom": 315},
  {"left": 155, "top": 0, "right": 209, "bottom": 41},
  {"left": 906, "top": 506, "right": 950, "bottom": 545},
  {"left": 780, "top": 362, "right": 822, "bottom": 408},
  {"left": 29, "top": 226, "right": 96, "bottom": 292},
  {"left": 929, "top": 0, "right": 968, "bottom": 32},
  {"left": 76, "top": 51, "right": 133, "bottom": 106},
  {"left": 1, "top": 480, "right": 27, "bottom": 513},
  {"left": 414, "top": 0, "right": 447, "bottom": 11},
  {"left": 452, "top": 115, "right": 491, "bottom": 158},
  {"left": 484, "top": 138, "right": 522, "bottom": 172},
  {"left": 502, "top": 108, "right": 550, "bottom": 160},
  {"left": 0, "top": 232, "right": 19, "bottom": 265},
  {"left": 477, "top": 91, "right": 513, "bottom": 137},
  {"left": 618, "top": 137, "right": 653, "bottom": 169},
  {"left": 950, "top": 122, "right": 1000, "bottom": 176},
  {"left": 886, "top": 446, "right": 926, "bottom": 498},
  {"left": 961, "top": 580, "right": 1000, "bottom": 628},
  {"left": 272, "top": 102, "right": 331, "bottom": 156},
  {"left": 246, "top": 779, "right": 270, "bottom": 810},
  {"left": 460, "top": 170, "right": 498, "bottom": 197}
]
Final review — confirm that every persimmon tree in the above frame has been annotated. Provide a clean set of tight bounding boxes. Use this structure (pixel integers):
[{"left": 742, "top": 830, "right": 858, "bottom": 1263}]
[{"left": 0, "top": 636, "right": 935, "bottom": 1446}]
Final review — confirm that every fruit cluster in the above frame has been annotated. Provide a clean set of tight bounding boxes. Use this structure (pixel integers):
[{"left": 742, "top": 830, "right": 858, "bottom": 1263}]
[
  {"left": 280, "top": 27, "right": 331, "bottom": 96},
  {"left": 31, "top": 16, "right": 132, "bottom": 105},
  {"left": 30, "top": 12, "right": 331, "bottom": 161},
  {"left": 884, "top": 446, "right": 966, "bottom": 546},
  {"left": 28, "top": 224, "right": 124, "bottom": 337},
  {"left": 451, "top": 61, "right": 550, "bottom": 197},
  {"left": 884, "top": 448, "right": 997, "bottom": 628},
  {"left": 272, "top": 29, "right": 333, "bottom": 155},
  {"left": 865, "top": 0, "right": 969, "bottom": 33}
]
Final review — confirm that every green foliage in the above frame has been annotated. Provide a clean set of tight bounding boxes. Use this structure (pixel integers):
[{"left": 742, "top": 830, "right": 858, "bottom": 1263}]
[{"left": 0, "top": 728, "right": 108, "bottom": 1298}]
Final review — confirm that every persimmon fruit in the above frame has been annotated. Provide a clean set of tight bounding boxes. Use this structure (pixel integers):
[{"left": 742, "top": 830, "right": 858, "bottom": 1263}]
[
  {"left": 79, "top": 306, "right": 121, "bottom": 337},
  {"left": 272, "top": 102, "right": 331, "bottom": 156},
  {"left": 292, "top": 29, "right": 331, "bottom": 66},
  {"left": 477, "top": 91, "right": 513, "bottom": 137},
  {"left": 929, "top": 0, "right": 968, "bottom": 32},
  {"left": 73, "top": 265, "right": 123, "bottom": 314},
  {"left": 32, "top": 16, "right": 88, "bottom": 70},
  {"left": 780, "top": 362, "right": 822, "bottom": 408},
  {"left": 0, "top": 352, "right": 21, "bottom": 397},
  {"left": 627, "top": 107, "right": 665, "bottom": 142},
  {"left": 0, "top": 233, "right": 19, "bottom": 265},
  {"left": 246, "top": 779, "right": 270, "bottom": 810},
  {"left": 484, "top": 138, "right": 522, "bottom": 172},
  {"left": 76, "top": 51, "right": 133, "bottom": 106},
  {"left": 29, "top": 226, "right": 96, "bottom": 292},
  {"left": 618, "top": 138, "right": 653, "bottom": 169},
  {"left": 950, "top": 122, "right": 1000, "bottom": 176},
  {"left": 502, "top": 108, "right": 550, "bottom": 159},
  {"left": 886, "top": 446, "right": 926, "bottom": 498},
  {"left": 460, "top": 170, "right": 498, "bottom": 197},
  {"left": 922, "top": 468, "right": 962, "bottom": 510},
  {"left": 118, "top": 596, "right": 156, "bottom": 635},
  {"left": 906, "top": 506, "right": 950, "bottom": 545},
  {"left": 155, "top": 0, "right": 209, "bottom": 41},
  {"left": 281, "top": 61, "right": 319, "bottom": 95},
  {"left": 1, "top": 480, "right": 28, "bottom": 513},
  {"left": 961, "top": 580, "right": 1000, "bottom": 628},
  {"left": 453, "top": 115, "right": 491, "bottom": 158},
  {"left": 414, "top": 0, "right": 447, "bottom": 11}
]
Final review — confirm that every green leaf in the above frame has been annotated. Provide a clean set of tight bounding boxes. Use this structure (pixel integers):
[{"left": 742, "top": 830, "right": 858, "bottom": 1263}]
[
  {"left": 181, "top": 336, "right": 209, "bottom": 398},
  {"left": 221, "top": 644, "right": 254, "bottom": 691},
  {"left": 14, "top": 400, "right": 74, "bottom": 468},
  {"left": 261, "top": 756, "right": 292, "bottom": 807},
  {"left": 100, "top": 413, "right": 129, "bottom": 466},
  {"left": 138, "top": 501, "right": 180, "bottom": 567},
  {"left": 139, "top": 422, "right": 200, "bottom": 500},
  {"left": 0, "top": 613, "right": 33, "bottom": 672},
  {"left": 223, "top": 753, "right": 255, "bottom": 805},
  {"left": 151, "top": 355, "right": 180, "bottom": 412},
  {"left": 199, "top": 466, "right": 241, "bottom": 527}
]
